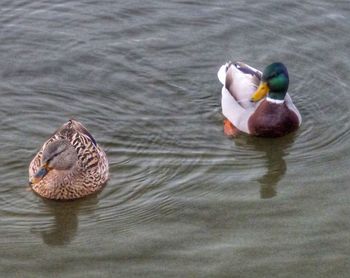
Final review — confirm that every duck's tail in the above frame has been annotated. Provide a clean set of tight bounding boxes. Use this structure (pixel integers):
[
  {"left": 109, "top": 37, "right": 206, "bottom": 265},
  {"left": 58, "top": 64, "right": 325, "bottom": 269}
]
[{"left": 217, "top": 62, "right": 231, "bottom": 85}]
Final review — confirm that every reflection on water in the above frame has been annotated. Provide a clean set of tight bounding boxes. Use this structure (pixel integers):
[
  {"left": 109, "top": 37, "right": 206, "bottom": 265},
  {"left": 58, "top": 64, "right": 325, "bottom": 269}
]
[
  {"left": 256, "top": 135, "right": 295, "bottom": 199},
  {"left": 234, "top": 133, "right": 296, "bottom": 199},
  {"left": 258, "top": 149, "right": 286, "bottom": 199},
  {"left": 1, "top": 0, "right": 350, "bottom": 277},
  {"left": 31, "top": 196, "right": 98, "bottom": 246}
]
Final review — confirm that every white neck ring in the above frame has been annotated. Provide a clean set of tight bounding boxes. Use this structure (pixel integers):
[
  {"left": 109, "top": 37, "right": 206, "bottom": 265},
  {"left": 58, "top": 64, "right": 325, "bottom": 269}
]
[{"left": 266, "top": 97, "right": 285, "bottom": 104}]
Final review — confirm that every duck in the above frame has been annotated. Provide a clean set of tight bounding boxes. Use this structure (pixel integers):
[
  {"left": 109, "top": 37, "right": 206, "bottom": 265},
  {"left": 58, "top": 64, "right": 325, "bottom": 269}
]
[
  {"left": 217, "top": 61, "right": 301, "bottom": 137},
  {"left": 28, "top": 119, "right": 109, "bottom": 200}
]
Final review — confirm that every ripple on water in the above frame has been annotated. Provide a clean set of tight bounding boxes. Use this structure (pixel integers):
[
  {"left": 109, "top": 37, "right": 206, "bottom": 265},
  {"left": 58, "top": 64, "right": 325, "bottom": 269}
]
[
  {"left": 1, "top": 2, "right": 350, "bottom": 276},
  {"left": 290, "top": 62, "right": 350, "bottom": 164}
]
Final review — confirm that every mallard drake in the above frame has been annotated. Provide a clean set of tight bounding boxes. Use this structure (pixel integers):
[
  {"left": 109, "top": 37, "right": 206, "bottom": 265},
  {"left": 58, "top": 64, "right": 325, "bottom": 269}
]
[
  {"left": 217, "top": 62, "right": 301, "bottom": 137},
  {"left": 29, "top": 119, "right": 109, "bottom": 200}
]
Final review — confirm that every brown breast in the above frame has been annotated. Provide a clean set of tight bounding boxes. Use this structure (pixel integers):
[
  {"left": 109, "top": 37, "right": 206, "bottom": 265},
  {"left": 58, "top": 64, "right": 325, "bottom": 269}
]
[{"left": 248, "top": 100, "right": 299, "bottom": 137}]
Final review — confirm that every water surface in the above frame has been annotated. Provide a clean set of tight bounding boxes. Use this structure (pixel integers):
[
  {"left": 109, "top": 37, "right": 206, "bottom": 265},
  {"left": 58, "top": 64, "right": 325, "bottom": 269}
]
[{"left": 1, "top": 0, "right": 350, "bottom": 277}]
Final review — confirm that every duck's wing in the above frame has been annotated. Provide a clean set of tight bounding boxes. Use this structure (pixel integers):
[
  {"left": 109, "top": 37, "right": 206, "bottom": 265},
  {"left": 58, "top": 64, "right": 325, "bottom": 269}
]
[
  {"left": 221, "top": 86, "right": 254, "bottom": 134},
  {"left": 70, "top": 120, "right": 97, "bottom": 147},
  {"left": 218, "top": 62, "right": 263, "bottom": 133},
  {"left": 218, "top": 62, "right": 261, "bottom": 109},
  {"left": 69, "top": 120, "right": 109, "bottom": 181},
  {"left": 49, "top": 120, "right": 96, "bottom": 147},
  {"left": 285, "top": 93, "right": 302, "bottom": 126},
  {"left": 63, "top": 120, "right": 103, "bottom": 171}
]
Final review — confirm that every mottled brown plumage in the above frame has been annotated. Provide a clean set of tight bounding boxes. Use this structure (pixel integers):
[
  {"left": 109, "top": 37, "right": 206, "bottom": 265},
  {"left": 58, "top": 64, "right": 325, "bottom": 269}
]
[{"left": 28, "top": 120, "right": 109, "bottom": 200}]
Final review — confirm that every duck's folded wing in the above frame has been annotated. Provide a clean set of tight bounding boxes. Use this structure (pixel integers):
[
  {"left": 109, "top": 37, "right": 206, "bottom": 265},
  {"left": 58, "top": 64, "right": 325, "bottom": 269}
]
[
  {"left": 218, "top": 62, "right": 261, "bottom": 109},
  {"left": 285, "top": 93, "right": 302, "bottom": 126},
  {"left": 217, "top": 64, "right": 228, "bottom": 85},
  {"left": 221, "top": 87, "right": 253, "bottom": 134}
]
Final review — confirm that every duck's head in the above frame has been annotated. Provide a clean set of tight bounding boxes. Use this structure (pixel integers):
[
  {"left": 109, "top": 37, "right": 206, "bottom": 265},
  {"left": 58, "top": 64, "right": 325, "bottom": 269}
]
[
  {"left": 30, "top": 139, "right": 78, "bottom": 184},
  {"left": 251, "top": 63, "right": 289, "bottom": 102}
]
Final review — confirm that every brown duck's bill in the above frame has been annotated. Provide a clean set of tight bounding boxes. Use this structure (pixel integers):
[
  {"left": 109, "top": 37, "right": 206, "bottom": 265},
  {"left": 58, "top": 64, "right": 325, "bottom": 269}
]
[
  {"left": 251, "top": 82, "right": 270, "bottom": 102},
  {"left": 30, "top": 166, "right": 49, "bottom": 184}
]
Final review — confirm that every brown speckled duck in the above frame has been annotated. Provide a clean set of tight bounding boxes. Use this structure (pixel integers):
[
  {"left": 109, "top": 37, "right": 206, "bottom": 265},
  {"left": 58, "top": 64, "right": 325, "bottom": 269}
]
[
  {"left": 218, "top": 62, "right": 302, "bottom": 137},
  {"left": 29, "top": 119, "right": 109, "bottom": 200}
]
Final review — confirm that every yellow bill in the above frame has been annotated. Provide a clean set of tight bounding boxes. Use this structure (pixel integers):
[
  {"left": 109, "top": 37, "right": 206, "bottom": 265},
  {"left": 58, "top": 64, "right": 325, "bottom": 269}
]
[{"left": 251, "top": 82, "right": 270, "bottom": 102}]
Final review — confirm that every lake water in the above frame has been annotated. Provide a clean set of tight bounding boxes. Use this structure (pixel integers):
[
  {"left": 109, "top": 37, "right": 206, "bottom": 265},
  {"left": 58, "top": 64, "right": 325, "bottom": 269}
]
[{"left": 1, "top": 0, "right": 350, "bottom": 277}]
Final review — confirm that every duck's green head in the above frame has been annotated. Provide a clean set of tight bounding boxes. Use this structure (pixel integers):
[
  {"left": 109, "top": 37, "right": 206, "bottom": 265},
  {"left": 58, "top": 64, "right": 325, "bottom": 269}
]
[{"left": 251, "top": 62, "right": 289, "bottom": 102}]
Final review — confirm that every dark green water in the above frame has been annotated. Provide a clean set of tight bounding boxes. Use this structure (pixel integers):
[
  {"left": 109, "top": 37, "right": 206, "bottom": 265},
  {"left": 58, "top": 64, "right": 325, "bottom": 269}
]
[{"left": 1, "top": 0, "right": 350, "bottom": 277}]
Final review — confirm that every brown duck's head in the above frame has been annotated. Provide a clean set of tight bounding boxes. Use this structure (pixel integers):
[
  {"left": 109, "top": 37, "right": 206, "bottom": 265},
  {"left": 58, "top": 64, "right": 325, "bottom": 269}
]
[{"left": 30, "top": 139, "right": 78, "bottom": 184}]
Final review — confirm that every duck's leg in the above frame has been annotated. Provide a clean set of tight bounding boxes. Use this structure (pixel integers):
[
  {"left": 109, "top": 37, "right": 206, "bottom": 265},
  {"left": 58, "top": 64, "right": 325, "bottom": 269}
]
[{"left": 223, "top": 118, "right": 239, "bottom": 137}]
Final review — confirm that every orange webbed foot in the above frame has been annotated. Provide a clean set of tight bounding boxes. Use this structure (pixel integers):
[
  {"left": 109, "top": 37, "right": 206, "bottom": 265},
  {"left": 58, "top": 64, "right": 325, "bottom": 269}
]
[{"left": 223, "top": 119, "right": 240, "bottom": 137}]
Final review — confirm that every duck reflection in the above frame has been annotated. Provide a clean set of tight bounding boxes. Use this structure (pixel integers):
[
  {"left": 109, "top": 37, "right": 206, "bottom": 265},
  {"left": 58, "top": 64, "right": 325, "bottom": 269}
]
[
  {"left": 256, "top": 140, "right": 287, "bottom": 199},
  {"left": 31, "top": 195, "right": 98, "bottom": 246},
  {"left": 235, "top": 133, "right": 296, "bottom": 199}
]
